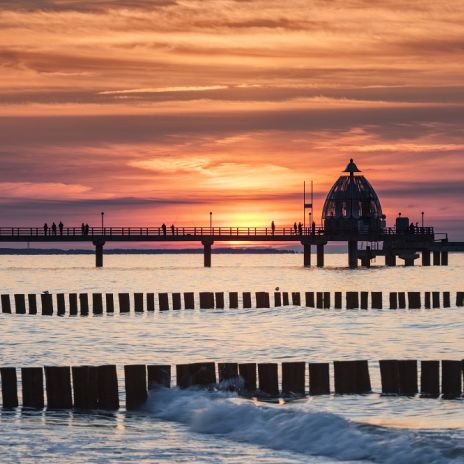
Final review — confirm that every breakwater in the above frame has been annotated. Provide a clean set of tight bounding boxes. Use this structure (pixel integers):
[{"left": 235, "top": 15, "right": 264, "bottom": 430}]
[{"left": 1, "top": 291, "right": 462, "bottom": 315}]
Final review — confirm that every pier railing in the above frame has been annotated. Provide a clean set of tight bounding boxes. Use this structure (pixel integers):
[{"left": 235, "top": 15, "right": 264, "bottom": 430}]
[{"left": 0, "top": 225, "right": 435, "bottom": 238}]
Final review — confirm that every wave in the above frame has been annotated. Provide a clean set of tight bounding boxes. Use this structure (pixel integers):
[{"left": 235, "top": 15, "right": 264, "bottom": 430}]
[{"left": 144, "top": 387, "right": 462, "bottom": 464}]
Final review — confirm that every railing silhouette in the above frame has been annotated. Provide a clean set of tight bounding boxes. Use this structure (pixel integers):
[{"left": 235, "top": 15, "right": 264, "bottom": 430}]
[{"left": 0, "top": 226, "right": 435, "bottom": 238}]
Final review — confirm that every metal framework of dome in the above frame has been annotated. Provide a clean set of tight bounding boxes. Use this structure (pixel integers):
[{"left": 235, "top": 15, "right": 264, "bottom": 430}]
[{"left": 323, "top": 159, "right": 384, "bottom": 233}]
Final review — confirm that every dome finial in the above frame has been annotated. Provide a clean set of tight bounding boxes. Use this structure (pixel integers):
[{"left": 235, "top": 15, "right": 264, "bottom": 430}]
[{"left": 343, "top": 158, "right": 361, "bottom": 173}]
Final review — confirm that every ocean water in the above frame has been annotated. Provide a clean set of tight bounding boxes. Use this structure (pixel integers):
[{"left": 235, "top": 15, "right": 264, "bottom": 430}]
[{"left": 0, "top": 253, "right": 463, "bottom": 463}]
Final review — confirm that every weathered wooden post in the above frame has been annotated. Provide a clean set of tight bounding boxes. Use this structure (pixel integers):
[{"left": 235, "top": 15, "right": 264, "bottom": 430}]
[
  {"left": 92, "top": 293, "right": 103, "bottom": 315},
  {"left": 238, "top": 363, "right": 257, "bottom": 393},
  {"left": 282, "top": 361, "right": 305, "bottom": 396},
  {"left": 389, "top": 292, "right": 398, "bottom": 310},
  {"left": 146, "top": 293, "right": 155, "bottom": 311},
  {"left": 184, "top": 292, "right": 195, "bottom": 310},
  {"left": 202, "top": 239, "right": 213, "bottom": 267},
  {"left": 346, "top": 291, "right": 359, "bottom": 309},
  {"left": 1, "top": 367, "right": 18, "bottom": 408},
  {"left": 398, "top": 360, "right": 418, "bottom": 395},
  {"left": 44, "top": 366, "right": 73, "bottom": 409},
  {"left": 371, "top": 292, "right": 382, "bottom": 309},
  {"left": 124, "top": 364, "right": 147, "bottom": 410},
  {"left": 106, "top": 293, "right": 114, "bottom": 313},
  {"left": 360, "top": 292, "right": 368, "bottom": 310},
  {"left": 317, "top": 243, "right": 325, "bottom": 268},
  {"left": 243, "top": 292, "right": 252, "bottom": 309},
  {"left": 93, "top": 239, "right": 105, "bottom": 268},
  {"left": 305, "top": 292, "right": 315, "bottom": 308},
  {"left": 218, "top": 363, "right": 239, "bottom": 390},
  {"left": 407, "top": 292, "right": 421, "bottom": 309},
  {"left": 443, "top": 291, "right": 451, "bottom": 308},
  {"left": 72, "top": 366, "right": 99, "bottom": 409},
  {"left": 424, "top": 292, "right": 431, "bottom": 309},
  {"left": 433, "top": 250, "right": 441, "bottom": 266},
  {"left": 334, "top": 291, "right": 342, "bottom": 309},
  {"left": 348, "top": 240, "right": 358, "bottom": 269},
  {"left": 79, "top": 293, "right": 89, "bottom": 316},
  {"left": 215, "top": 292, "right": 225, "bottom": 309},
  {"left": 14, "top": 294, "right": 26, "bottom": 314},
  {"left": 441, "top": 250, "right": 449, "bottom": 266},
  {"left": 456, "top": 291, "right": 464, "bottom": 307},
  {"left": 420, "top": 360, "right": 439, "bottom": 397},
  {"left": 282, "top": 292, "right": 289, "bottom": 306},
  {"left": 190, "top": 362, "right": 216, "bottom": 386},
  {"left": 118, "top": 293, "right": 130, "bottom": 313},
  {"left": 199, "top": 292, "right": 214, "bottom": 309},
  {"left": 422, "top": 250, "right": 431, "bottom": 266},
  {"left": 334, "top": 360, "right": 371, "bottom": 394},
  {"left": 159, "top": 293, "right": 170, "bottom": 311},
  {"left": 292, "top": 292, "right": 301, "bottom": 306},
  {"left": 41, "top": 293, "right": 53, "bottom": 315},
  {"left": 57, "top": 293, "right": 66, "bottom": 316},
  {"left": 172, "top": 293, "right": 181, "bottom": 310},
  {"left": 316, "top": 292, "right": 323, "bottom": 309},
  {"left": 397, "top": 292, "right": 406, "bottom": 309},
  {"left": 21, "top": 367, "right": 44, "bottom": 408},
  {"left": 308, "top": 362, "right": 330, "bottom": 395},
  {"left": 303, "top": 242, "right": 311, "bottom": 267},
  {"left": 323, "top": 292, "right": 331, "bottom": 309},
  {"left": 97, "top": 365, "right": 119, "bottom": 410},
  {"left": 256, "top": 292, "right": 270, "bottom": 308},
  {"left": 28, "top": 294, "right": 38, "bottom": 315},
  {"left": 379, "top": 360, "right": 399, "bottom": 394},
  {"left": 134, "top": 293, "right": 144, "bottom": 313},
  {"left": 176, "top": 364, "right": 192, "bottom": 388},
  {"left": 147, "top": 365, "right": 171, "bottom": 389},
  {"left": 441, "top": 360, "right": 462, "bottom": 398},
  {"left": 432, "top": 291, "right": 440, "bottom": 308},
  {"left": 258, "top": 363, "right": 279, "bottom": 397},
  {"left": 229, "top": 292, "right": 238, "bottom": 309},
  {"left": 274, "top": 292, "right": 282, "bottom": 307},
  {"left": 69, "top": 293, "right": 78, "bottom": 316},
  {"left": 1, "top": 294, "right": 11, "bottom": 313}
]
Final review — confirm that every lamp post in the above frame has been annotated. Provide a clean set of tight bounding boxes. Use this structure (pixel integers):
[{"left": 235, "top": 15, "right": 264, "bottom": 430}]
[
  {"left": 209, "top": 211, "right": 212, "bottom": 234},
  {"left": 101, "top": 211, "right": 104, "bottom": 229},
  {"left": 421, "top": 211, "right": 424, "bottom": 228}
]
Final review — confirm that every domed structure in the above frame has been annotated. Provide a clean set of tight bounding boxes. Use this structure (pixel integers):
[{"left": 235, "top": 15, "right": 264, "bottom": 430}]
[{"left": 322, "top": 159, "right": 385, "bottom": 234}]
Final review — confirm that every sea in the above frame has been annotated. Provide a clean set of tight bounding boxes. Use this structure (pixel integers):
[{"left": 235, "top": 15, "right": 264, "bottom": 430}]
[{"left": 0, "top": 253, "right": 463, "bottom": 463}]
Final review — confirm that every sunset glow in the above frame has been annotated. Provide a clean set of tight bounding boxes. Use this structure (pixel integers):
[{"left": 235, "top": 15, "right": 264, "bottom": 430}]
[{"left": 1, "top": 1, "right": 463, "bottom": 238}]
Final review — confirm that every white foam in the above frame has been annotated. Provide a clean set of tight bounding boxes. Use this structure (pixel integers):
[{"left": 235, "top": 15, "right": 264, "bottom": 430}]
[{"left": 145, "top": 388, "right": 460, "bottom": 464}]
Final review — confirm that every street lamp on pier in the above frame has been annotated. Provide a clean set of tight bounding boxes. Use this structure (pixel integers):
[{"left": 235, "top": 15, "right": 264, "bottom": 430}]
[
  {"left": 101, "top": 211, "right": 104, "bottom": 229},
  {"left": 421, "top": 211, "right": 424, "bottom": 228},
  {"left": 209, "top": 211, "right": 212, "bottom": 234}
]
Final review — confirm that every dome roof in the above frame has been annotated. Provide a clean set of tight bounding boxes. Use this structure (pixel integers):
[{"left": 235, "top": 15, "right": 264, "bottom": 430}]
[{"left": 322, "top": 159, "right": 382, "bottom": 220}]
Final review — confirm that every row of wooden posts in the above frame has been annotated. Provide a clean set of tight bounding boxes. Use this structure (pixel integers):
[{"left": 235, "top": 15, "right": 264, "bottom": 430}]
[
  {"left": 1, "top": 359, "right": 462, "bottom": 410},
  {"left": 0, "top": 291, "right": 462, "bottom": 315}
]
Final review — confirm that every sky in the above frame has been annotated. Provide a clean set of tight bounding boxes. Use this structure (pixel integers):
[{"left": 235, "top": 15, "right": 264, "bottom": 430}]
[{"left": 1, "top": 0, "right": 463, "bottom": 240}]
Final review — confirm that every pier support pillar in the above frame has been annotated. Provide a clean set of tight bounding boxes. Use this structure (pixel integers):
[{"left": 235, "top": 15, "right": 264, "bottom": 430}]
[
  {"left": 302, "top": 242, "right": 311, "bottom": 267},
  {"left": 385, "top": 251, "right": 396, "bottom": 266},
  {"left": 422, "top": 250, "right": 431, "bottom": 266},
  {"left": 202, "top": 240, "right": 213, "bottom": 268},
  {"left": 404, "top": 257, "right": 414, "bottom": 267},
  {"left": 348, "top": 240, "right": 358, "bottom": 269},
  {"left": 93, "top": 240, "right": 105, "bottom": 268},
  {"left": 360, "top": 257, "right": 371, "bottom": 268},
  {"left": 433, "top": 251, "right": 441, "bottom": 266},
  {"left": 316, "top": 244, "right": 324, "bottom": 268},
  {"left": 441, "top": 250, "right": 448, "bottom": 266}
]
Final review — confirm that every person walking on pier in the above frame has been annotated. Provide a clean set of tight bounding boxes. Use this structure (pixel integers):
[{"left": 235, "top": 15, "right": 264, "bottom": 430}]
[
  {"left": 271, "top": 221, "right": 275, "bottom": 236},
  {"left": 298, "top": 222, "right": 303, "bottom": 235},
  {"left": 59, "top": 221, "right": 63, "bottom": 236},
  {"left": 85, "top": 223, "right": 89, "bottom": 235},
  {"left": 43, "top": 223, "right": 48, "bottom": 236},
  {"left": 171, "top": 224, "right": 175, "bottom": 235},
  {"left": 312, "top": 221, "right": 316, "bottom": 236},
  {"left": 52, "top": 222, "right": 57, "bottom": 236},
  {"left": 162, "top": 223, "right": 167, "bottom": 236},
  {"left": 293, "top": 222, "right": 297, "bottom": 235},
  {"left": 81, "top": 223, "right": 85, "bottom": 235}
]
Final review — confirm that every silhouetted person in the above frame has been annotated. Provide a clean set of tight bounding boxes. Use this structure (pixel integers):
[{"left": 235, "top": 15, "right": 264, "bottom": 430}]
[
  {"left": 52, "top": 222, "right": 57, "bottom": 235},
  {"left": 409, "top": 222, "right": 415, "bottom": 234},
  {"left": 43, "top": 223, "right": 48, "bottom": 236},
  {"left": 85, "top": 223, "right": 89, "bottom": 235},
  {"left": 298, "top": 222, "right": 302, "bottom": 235},
  {"left": 171, "top": 224, "right": 175, "bottom": 235},
  {"left": 59, "top": 221, "right": 63, "bottom": 235},
  {"left": 271, "top": 221, "right": 275, "bottom": 235},
  {"left": 312, "top": 221, "right": 316, "bottom": 235},
  {"left": 162, "top": 223, "right": 167, "bottom": 236},
  {"left": 293, "top": 222, "right": 297, "bottom": 235},
  {"left": 81, "top": 223, "right": 85, "bottom": 235}
]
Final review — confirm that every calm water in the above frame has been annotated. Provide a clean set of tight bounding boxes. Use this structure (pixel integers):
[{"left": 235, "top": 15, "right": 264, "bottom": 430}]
[{"left": 0, "top": 253, "right": 463, "bottom": 463}]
